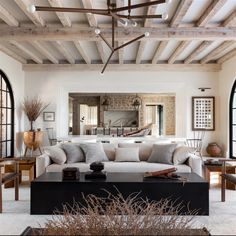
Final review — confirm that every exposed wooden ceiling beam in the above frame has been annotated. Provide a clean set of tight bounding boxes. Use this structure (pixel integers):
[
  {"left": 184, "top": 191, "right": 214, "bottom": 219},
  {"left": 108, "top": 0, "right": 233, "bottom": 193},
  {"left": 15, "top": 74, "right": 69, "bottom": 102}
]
[
  {"left": 144, "top": 1, "right": 158, "bottom": 27},
  {"left": 81, "top": 0, "right": 106, "bottom": 64},
  {"left": 0, "top": 44, "right": 26, "bottom": 63},
  {"left": 136, "top": 41, "right": 146, "bottom": 64},
  {"left": 48, "top": 0, "right": 71, "bottom": 27},
  {"left": 74, "top": 41, "right": 91, "bottom": 64},
  {"left": 54, "top": 41, "right": 75, "bottom": 64},
  {"left": 197, "top": 0, "right": 227, "bottom": 27},
  {"left": 31, "top": 41, "right": 59, "bottom": 64},
  {"left": 200, "top": 41, "right": 235, "bottom": 64},
  {"left": 184, "top": 41, "right": 212, "bottom": 64},
  {"left": 23, "top": 63, "right": 221, "bottom": 72},
  {"left": 11, "top": 41, "right": 42, "bottom": 63},
  {"left": 1, "top": 26, "right": 236, "bottom": 41},
  {"left": 217, "top": 48, "right": 236, "bottom": 64},
  {"left": 118, "top": 42, "right": 124, "bottom": 64},
  {"left": 222, "top": 10, "right": 236, "bottom": 27},
  {"left": 0, "top": 4, "right": 19, "bottom": 26},
  {"left": 14, "top": 0, "right": 45, "bottom": 27},
  {"left": 152, "top": 41, "right": 168, "bottom": 64},
  {"left": 168, "top": 41, "right": 191, "bottom": 64},
  {"left": 170, "top": 0, "right": 193, "bottom": 27}
]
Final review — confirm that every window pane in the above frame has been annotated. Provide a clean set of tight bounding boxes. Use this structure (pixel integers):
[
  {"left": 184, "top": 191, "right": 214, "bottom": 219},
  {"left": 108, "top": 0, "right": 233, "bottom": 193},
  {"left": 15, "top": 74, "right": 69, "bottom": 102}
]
[
  {"left": 7, "top": 93, "right": 11, "bottom": 107},
  {"left": 1, "top": 108, "right": 6, "bottom": 124},
  {"left": 1, "top": 125, "right": 6, "bottom": 141},
  {"left": 1, "top": 91, "right": 6, "bottom": 107},
  {"left": 7, "top": 109, "right": 11, "bottom": 124},
  {"left": 233, "top": 142, "right": 236, "bottom": 156},
  {"left": 1, "top": 79, "right": 6, "bottom": 91},
  {"left": 233, "top": 109, "right": 236, "bottom": 124},
  {"left": 7, "top": 125, "right": 11, "bottom": 140},
  {"left": 7, "top": 141, "right": 11, "bottom": 156}
]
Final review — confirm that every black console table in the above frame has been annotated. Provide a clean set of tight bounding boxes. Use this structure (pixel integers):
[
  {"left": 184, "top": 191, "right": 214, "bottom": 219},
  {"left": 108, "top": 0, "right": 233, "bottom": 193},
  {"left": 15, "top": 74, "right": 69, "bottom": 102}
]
[{"left": 31, "top": 172, "right": 209, "bottom": 215}]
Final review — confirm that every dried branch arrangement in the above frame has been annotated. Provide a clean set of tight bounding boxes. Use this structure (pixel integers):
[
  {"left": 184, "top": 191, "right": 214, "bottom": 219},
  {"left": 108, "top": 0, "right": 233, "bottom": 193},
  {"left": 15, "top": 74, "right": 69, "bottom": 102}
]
[
  {"left": 36, "top": 192, "right": 209, "bottom": 236},
  {"left": 22, "top": 97, "right": 49, "bottom": 131}
]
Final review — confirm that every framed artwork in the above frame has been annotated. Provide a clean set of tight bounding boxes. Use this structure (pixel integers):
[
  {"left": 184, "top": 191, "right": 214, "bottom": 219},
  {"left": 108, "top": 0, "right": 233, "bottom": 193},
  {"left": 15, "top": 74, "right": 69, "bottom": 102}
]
[
  {"left": 192, "top": 97, "right": 215, "bottom": 131},
  {"left": 43, "top": 112, "right": 55, "bottom": 122}
]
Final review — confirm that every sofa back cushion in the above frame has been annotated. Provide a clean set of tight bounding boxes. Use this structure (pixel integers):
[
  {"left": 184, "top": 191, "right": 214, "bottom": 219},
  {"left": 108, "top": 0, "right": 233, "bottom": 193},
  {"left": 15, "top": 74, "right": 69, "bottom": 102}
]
[
  {"left": 118, "top": 143, "right": 153, "bottom": 161},
  {"left": 148, "top": 143, "right": 177, "bottom": 164},
  {"left": 61, "top": 143, "right": 85, "bottom": 163},
  {"left": 80, "top": 143, "right": 109, "bottom": 163},
  {"left": 43, "top": 145, "right": 67, "bottom": 165},
  {"left": 173, "top": 146, "right": 195, "bottom": 165},
  {"left": 115, "top": 147, "right": 140, "bottom": 162},
  {"left": 102, "top": 143, "right": 117, "bottom": 161}
]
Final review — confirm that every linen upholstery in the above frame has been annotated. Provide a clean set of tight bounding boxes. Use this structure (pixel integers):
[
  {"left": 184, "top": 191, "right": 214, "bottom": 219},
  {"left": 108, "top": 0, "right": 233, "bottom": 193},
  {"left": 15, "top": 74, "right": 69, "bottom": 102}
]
[
  {"left": 43, "top": 146, "right": 67, "bottom": 165},
  {"left": 102, "top": 143, "right": 117, "bottom": 161},
  {"left": 115, "top": 147, "right": 140, "bottom": 162},
  {"left": 61, "top": 143, "right": 85, "bottom": 163},
  {"left": 173, "top": 146, "right": 195, "bottom": 165}
]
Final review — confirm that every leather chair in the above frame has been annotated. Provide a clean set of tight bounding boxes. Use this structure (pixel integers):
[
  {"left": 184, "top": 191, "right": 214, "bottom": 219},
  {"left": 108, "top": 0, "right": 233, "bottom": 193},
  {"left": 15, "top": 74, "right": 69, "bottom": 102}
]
[
  {"left": 221, "top": 159, "right": 236, "bottom": 202},
  {"left": 0, "top": 160, "right": 19, "bottom": 213}
]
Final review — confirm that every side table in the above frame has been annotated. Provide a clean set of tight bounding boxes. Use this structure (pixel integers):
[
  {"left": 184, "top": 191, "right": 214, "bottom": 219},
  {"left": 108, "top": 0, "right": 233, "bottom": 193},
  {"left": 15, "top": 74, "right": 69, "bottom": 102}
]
[
  {"left": 204, "top": 161, "right": 236, "bottom": 190},
  {"left": 4, "top": 157, "right": 36, "bottom": 188}
]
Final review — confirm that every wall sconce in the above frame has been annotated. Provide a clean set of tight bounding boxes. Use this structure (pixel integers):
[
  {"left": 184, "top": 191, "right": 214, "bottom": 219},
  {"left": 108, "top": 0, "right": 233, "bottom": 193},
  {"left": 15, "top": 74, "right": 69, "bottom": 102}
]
[
  {"left": 198, "top": 87, "right": 211, "bottom": 92},
  {"left": 132, "top": 94, "right": 142, "bottom": 110},
  {"left": 102, "top": 95, "right": 111, "bottom": 111}
]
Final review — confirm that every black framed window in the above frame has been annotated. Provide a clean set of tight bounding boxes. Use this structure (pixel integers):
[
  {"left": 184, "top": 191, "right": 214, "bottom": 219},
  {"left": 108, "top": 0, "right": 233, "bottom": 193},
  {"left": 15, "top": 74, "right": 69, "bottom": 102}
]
[
  {"left": 229, "top": 79, "right": 236, "bottom": 159},
  {"left": 0, "top": 70, "right": 14, "bottom": 158}
]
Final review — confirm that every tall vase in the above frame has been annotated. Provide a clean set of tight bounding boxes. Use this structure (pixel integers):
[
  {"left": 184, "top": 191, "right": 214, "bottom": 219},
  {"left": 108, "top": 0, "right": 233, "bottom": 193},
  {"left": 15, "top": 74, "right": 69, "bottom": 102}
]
[{"left": 206, "top": 142, "right": 222, "bottom": 157}]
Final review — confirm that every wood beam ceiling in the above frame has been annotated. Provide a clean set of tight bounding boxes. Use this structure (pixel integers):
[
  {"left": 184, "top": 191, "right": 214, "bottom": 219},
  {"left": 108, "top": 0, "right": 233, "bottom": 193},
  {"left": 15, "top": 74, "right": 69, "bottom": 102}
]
[
  {"left": 222, "top": 10, "right": 236, "bottom": 27},
  {"left": 23, "top": 63, "right": 221, "bottom": 72},
  {"left": 0, "top": 44, "right": 26, "bottom": 63},
  {"left": 197, "top": 0, "right": 227, "bottom": 27},
  {"left": 53, "top": 41, "right": 75, "bottom": 64},
  {"left": 170, "top": 0, "right": 193, "bottom": 27},
  {"left": 74, "top": 41, "right": 91, "bottom": 64},
  {"left": 217, "top": 48, "right": 236, "bottom": 64},
  {"left": 1, "top": 26, "right": 236, "bottom": 41},
  {"left": 14, "top": 0, "right": 45, "bottom": 27},
  {"left": 48, "top": 0, "right": 71, "bottom": 27},
  {"left": 152, "top": 41, "right": 168, "bottom": 64},
  {"left": 0, "top": 4, "right": 19, "bottom": 26},
  {"left": 81, "top": 0, "right": 106, "bottom": 64}
]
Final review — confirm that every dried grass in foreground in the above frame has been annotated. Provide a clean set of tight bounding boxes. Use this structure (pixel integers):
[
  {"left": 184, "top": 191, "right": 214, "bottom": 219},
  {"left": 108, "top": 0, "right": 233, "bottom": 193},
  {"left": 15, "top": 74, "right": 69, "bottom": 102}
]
[{"left": 38, "top": 192, "right": 209, "bottom": 235}]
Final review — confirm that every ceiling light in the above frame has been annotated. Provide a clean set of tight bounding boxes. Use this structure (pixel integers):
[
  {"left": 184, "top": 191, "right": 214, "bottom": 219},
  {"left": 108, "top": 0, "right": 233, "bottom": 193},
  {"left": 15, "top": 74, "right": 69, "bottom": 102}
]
[
  {"left": 132, "top": 94, "right": 142, "bottom": 110},
  {"left": 27, "top": 4, "right": 36, "bottom": 13},
  {"left": 144, "top": 32, "right": 150, "bottom": 37},
  {"left": 162, "top": 13, "right": 168, "bottom": 20},
  {"left": 95, "top": 28, "right": 101, "bottom": 35}
]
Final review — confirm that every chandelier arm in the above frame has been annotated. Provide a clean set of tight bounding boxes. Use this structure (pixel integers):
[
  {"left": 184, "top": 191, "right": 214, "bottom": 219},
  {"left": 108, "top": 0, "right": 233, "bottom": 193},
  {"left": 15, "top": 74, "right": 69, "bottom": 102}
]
[
  {"left": 114, "top": 34, "right": 146, "bottom": 51},
  {"left": 98, "top": 34, "right": 113, "bottom": 51},
  {"left": 35, "top": 6, "right": 108, "bottom": 14},
  {"left": 112, "top": 0, "right": 166, "bottom": 13},
  {"left": 101, "top": 51, "right": 115, "bottom": 74},
  {"left": 116, "top": 14, "right": 163, "bottom": 19}
]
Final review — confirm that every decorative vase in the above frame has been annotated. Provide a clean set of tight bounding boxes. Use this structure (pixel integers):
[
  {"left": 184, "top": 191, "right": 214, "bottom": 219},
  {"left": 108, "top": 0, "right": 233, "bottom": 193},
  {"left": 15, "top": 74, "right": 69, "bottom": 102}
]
[
  {"left": 23, "top": 131, "right": 43, "bottom": 156},
  {"left": 206, "top": 142, "right": 222, "bottom": 157}
]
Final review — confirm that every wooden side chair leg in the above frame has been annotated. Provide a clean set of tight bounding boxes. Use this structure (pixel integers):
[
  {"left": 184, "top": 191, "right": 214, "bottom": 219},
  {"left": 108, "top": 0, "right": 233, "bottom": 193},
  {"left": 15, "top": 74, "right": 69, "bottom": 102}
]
[
  {"left": 0, "top": 183, "right": 2, "bottom": 213},
  {"left": 14, "top": 177, "right": 19, "bottom": 201},
  {"left": 221, "top": 175, "right": 226, "bottom": 202}
]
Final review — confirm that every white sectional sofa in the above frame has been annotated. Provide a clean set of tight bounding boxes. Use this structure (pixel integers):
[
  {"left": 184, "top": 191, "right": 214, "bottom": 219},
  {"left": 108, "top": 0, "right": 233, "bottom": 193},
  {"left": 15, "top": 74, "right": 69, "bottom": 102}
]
[{"left": 36, "top": 142, "right": 202, "bottom": 177}]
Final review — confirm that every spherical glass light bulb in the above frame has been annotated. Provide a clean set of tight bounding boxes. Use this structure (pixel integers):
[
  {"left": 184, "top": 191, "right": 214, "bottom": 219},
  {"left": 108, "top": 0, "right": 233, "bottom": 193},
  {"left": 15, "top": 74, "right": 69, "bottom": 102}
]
[
  {"left": 144, "top": 32, "right": 150, "bottom": 37},
  {"left": 162, "top": 13, "right": 168, "bottom": 20},
  {"left": 27, "top": 4, "right": 36, "bottom": 13},
  {"left": 95, "top": 28, "right": 101, "bottom": 35},
  {"left": 132, "top": 21, "right": 138, "bottom": 27}
]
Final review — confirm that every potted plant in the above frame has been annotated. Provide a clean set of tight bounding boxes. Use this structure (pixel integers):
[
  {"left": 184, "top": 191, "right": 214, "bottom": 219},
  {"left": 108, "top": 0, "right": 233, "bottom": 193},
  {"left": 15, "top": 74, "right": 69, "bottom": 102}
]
[{"left": 22, "top": 97, "right": 49, "bottom": 156}]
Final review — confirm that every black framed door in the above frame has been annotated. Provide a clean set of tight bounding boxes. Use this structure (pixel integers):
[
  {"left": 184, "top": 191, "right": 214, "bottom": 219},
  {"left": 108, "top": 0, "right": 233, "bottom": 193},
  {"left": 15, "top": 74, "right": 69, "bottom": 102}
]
[{"left": 0, "top": 70, "right": 14, "bottom": 158}]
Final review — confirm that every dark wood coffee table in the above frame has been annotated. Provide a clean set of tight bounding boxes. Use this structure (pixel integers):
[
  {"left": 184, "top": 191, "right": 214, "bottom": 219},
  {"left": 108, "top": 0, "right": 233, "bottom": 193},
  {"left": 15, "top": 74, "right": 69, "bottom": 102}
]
[{"left": 31, "top": 172, "right": 209, "bottom": 215}]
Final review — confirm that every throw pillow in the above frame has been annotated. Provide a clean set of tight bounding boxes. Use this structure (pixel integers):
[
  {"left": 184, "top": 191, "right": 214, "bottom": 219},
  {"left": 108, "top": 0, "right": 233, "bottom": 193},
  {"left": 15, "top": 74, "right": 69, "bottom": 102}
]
[
  {"left": 173, "top": 146, "right": 196, "bottom": 165},
  {"left": 103, "top": 143, "right": 117, "bottom": 161},
  {"left": 44, "top": 146, "right": 67, "bottom": 165},
  {"left": 148, "top": 143, "right": 177, "bottom": 164},
  {"left": 61, "top": 143, "right": 85, "bottom": 163},
  {"left": 115, "top": 147, "right": 140, "bottom": 162},
  {"left": 80, "top": 143, "right": 109, "bottom": 163}
]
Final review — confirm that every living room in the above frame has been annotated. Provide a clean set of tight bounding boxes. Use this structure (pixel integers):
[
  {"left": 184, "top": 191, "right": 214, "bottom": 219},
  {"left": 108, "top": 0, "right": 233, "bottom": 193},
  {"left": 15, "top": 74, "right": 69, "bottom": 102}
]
[{"left": 0, "top": 0, "right": 236, "bottom": 235}]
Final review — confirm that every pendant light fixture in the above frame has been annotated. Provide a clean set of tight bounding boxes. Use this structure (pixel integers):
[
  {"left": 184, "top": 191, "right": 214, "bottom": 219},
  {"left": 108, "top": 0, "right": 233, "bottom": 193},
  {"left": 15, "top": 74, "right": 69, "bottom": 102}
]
[{"left": 132, "top": 94, "right": 142, "bottom": 110}]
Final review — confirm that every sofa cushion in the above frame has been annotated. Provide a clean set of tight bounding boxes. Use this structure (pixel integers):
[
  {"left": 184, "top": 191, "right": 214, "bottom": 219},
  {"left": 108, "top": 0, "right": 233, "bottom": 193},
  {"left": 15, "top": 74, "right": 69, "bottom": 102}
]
[
  {"left": 115, "top": 147, "right": 140, "bottom": 162},
  {"left": 80, "top": 143, "right": 109, "bottom": 163},
  {"left": 61, "top": 143, "right": 85, "bottom": 163},
  {"left": 118, "top": 143, "right": 153, "bottom": 161},
  {"left": 43, "top": 146, "right": 67, "bottom": 165},
  {"left": 46, "top": 161, "right": 191, "bottom": 173},
  {"left": 148, "top": 143, "right": 177, "bottom": 164},
  {"left": 102, "top": 143, "right": 117, "bottom": 161},
  {"left": 173, "top": 146, "right": 195, "bottom": 165}
]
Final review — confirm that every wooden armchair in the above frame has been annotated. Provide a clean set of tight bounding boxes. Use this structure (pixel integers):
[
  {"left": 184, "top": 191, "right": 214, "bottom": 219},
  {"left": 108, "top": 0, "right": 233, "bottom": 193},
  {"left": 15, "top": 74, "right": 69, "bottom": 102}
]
[
  {"left": 221, "top": 159, "right": 236, "bottom": 202},
  {"left": 0, "top": 160, "right": 19, "bottom": 213}
]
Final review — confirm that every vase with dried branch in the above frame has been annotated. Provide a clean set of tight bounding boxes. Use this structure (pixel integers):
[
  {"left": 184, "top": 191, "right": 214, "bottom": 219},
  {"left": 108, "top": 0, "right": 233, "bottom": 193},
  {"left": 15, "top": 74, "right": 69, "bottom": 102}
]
[{"left": 22, "top": 97, "right": 49, "bottom": 131}]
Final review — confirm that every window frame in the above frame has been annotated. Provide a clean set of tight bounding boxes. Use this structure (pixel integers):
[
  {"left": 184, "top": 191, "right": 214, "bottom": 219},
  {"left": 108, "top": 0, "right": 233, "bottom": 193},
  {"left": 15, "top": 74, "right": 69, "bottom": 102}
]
[{"left": 0, "top": 70, "right": 14, "bottom": 158}]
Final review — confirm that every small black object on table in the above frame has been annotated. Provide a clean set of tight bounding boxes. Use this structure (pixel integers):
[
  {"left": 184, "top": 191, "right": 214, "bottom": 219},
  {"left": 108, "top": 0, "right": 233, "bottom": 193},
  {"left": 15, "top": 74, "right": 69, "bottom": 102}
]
[{"left": 85, "top": 162, "right": 107, "bottom": 179}]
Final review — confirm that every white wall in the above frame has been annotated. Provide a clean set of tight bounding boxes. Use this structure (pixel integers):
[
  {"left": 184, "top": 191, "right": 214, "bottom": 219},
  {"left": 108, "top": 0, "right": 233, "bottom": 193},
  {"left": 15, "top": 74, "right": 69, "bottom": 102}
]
[
  {"left": 219, "top": 56, "right": 236, "bottom": 157},
  {"left": 25, "top": 70, "right": 219, "bottom": 153},
  {"left": 0, "top": 52, "right": 25, "bottom": 156}
]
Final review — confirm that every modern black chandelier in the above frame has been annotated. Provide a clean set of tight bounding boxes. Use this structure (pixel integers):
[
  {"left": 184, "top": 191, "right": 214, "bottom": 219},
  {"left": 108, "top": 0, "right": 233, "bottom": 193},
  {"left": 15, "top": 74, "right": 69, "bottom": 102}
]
[{"left": 28, "top": 0, "right": 171, "bottom": 73}]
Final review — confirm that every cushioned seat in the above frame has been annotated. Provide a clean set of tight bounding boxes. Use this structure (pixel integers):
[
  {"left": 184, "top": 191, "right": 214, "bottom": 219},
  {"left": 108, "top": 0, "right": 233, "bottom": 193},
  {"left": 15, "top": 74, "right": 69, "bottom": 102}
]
[
  {"left": 2, "top": 173, "right": 19, "bottom": 183},
  {"left": 222, "top": 174, "right": 236, "bottom": 184}
]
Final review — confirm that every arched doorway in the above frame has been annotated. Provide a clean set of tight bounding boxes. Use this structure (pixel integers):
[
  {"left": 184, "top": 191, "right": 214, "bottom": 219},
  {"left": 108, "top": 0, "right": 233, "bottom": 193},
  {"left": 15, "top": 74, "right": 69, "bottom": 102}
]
[
  {"left": 0, "top": 70, "right": 14, "bottom": 158},
  {"left": 229, "top": 79, "right": 236, "bottom": 159}
]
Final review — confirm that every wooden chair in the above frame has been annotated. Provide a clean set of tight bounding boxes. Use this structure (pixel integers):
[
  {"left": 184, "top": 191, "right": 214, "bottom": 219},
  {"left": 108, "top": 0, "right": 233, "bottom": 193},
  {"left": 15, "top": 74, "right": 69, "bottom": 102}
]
[
  {"left": 0, "top": 160, "right": 19, "bottom": 213},
  {"left": 46, "top": 128, "right": 58, "bottom": 146},
  {"left": 221, "top": 159, "right": 236, "bottom": 202}
]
